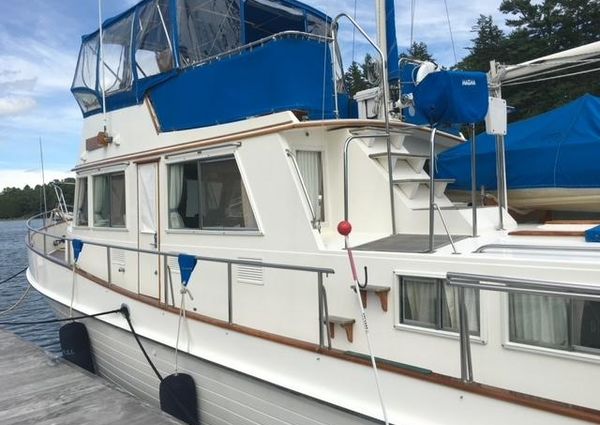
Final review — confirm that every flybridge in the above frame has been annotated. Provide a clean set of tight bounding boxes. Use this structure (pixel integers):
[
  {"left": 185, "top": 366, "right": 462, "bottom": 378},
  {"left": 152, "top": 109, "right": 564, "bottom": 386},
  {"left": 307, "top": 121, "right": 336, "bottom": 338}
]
[{"left": 70, "top": 0, "right": 350, "bottom": 130}]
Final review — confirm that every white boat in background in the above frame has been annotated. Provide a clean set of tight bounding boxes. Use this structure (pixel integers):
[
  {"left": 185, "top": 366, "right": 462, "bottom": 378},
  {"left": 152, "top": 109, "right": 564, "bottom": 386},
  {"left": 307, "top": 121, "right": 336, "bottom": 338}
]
[{"left": 25, "top": 0, "right": 600, "bottom": 424}]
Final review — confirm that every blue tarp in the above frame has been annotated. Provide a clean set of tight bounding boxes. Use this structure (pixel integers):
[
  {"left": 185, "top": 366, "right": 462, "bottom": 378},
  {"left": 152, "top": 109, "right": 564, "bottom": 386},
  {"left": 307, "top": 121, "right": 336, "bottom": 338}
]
[{"left": 437, "top": 94, "right": 600, "bottom": 191}]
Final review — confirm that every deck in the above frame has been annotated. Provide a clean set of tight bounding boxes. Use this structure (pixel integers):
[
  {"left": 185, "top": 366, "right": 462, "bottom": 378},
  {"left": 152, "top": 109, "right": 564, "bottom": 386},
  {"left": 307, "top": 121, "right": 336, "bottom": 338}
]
[{"left": 0, "top": 329, "right": 182, "bottom": 425}]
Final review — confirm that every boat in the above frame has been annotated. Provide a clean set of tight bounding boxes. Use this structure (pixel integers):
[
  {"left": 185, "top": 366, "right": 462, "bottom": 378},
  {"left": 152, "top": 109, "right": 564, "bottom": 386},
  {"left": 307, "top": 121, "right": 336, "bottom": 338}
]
[
  {"left": 25, "top": 0, "right": 600, "bottom": 424},
  {"left": 437, "top": 94, "right": 600, "bottom": 213}
]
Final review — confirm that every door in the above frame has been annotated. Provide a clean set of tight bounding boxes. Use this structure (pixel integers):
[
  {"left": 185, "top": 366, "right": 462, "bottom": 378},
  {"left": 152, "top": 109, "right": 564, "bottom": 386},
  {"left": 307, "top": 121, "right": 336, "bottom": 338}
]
[{"left": 137, "top": 162, "right": 160, "bottom": 298}]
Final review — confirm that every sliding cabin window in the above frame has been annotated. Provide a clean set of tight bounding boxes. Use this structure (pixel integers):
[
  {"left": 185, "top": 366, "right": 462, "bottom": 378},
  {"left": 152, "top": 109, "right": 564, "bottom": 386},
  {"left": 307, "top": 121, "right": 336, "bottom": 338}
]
[
  {"left": 509, "top": 294, "right": 600, "bottom": 353},
  {"left": 75, "top": 177, "right": 89, "bottom": 227},
  {"left": 296, "top": 150, "right": 325, "bottom": 221},
  {"left": 168, "top": 156, "right": 257, "bottom": 230},
  {"left": 93, "top": 172, "right": 126, "bottom": 228},
  {"left": 399, "top": 276, "right": 480, "bottom": 335}
]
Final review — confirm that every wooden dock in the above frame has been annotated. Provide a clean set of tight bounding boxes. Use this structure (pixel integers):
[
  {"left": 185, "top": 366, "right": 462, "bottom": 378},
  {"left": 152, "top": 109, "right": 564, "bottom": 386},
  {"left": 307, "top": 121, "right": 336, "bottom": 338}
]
[{"left": 0, "top": 328, "right": 182, "bottom": 424}]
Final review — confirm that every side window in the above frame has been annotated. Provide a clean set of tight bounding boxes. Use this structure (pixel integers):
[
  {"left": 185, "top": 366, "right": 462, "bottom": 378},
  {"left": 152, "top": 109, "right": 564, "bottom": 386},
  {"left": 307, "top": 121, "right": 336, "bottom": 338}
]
[
  {"left": 399, "top": 276, "right": 480, "bottom": 334},
  {"left": 93, "top": 172, "right": 126, "bottom": 227},
  {"left": 135, "top": 0, "right": 173, "bottom": 78},
  {"left": 75, "top": 177, "right": 88, "bottom": 226},
  {"left": 296, "top": 150, "right": 324, "bottom": 221},
  {"left": 509, "top": 294, "right": 600, "bottom": 352},
  {"left": 168, "top": 156, "right": 257, "bottom": 230}
]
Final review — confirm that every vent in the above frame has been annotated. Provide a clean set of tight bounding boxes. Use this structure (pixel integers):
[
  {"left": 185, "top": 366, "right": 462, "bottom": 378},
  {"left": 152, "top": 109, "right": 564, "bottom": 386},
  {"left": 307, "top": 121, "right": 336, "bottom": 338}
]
[
  {"left": 237, "top": 258, "right": 263, "bottom": 285},
  {"left": 111, "top": 249, "right": 126, "bottom": 266},
  {"left": 167, "top": 256, "right": 180, "bottom": 274}
]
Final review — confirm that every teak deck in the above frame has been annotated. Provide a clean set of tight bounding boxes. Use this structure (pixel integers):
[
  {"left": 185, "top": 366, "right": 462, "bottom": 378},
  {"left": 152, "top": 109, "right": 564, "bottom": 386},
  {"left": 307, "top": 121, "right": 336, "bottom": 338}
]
[{"left": 0, "top": 329, "right": 181, "bottom": 425}]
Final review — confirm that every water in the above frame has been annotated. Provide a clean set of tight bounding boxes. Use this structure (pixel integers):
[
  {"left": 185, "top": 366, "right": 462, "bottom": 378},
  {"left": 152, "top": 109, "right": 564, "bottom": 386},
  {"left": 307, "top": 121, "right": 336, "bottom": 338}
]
[{"left": 0, "top": 220, "right": 61, "bottom": 353}]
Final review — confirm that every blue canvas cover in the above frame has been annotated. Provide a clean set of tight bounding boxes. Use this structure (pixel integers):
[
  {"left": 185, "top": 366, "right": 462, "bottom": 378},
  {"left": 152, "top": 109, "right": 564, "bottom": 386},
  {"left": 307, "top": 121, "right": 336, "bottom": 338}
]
[
  {"left": 413, "top": 71, "right": 489, "bottom": 126},
  {"left": 437, "top": 94, "right": 600, "bottom": 191}
]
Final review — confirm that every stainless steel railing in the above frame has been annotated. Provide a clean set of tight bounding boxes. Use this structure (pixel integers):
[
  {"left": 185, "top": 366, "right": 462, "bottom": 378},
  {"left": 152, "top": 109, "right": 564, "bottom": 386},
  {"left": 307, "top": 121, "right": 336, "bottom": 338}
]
[
  {"left": 446, "top": 271, "right": 600, "bottom": 382},
  {"left": 26, "top": 213, "right": 335, "bottom": 349}
]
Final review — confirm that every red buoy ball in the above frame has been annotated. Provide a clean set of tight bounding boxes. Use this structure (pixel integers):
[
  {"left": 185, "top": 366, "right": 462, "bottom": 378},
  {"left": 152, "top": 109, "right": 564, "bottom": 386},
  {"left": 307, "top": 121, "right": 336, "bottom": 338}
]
[{"left": 337, "top": 220, "right": 352, "bottom": 236}]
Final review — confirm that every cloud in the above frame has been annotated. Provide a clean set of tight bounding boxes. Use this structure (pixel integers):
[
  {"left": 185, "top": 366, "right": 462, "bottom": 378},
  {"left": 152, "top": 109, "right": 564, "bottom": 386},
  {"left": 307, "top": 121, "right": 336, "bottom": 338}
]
[
  {"left": 0, "top": 96, "right": 36, "bottom": 116},
  {"left": 0, "top": 169, "right": 74, "bottom": 191}
]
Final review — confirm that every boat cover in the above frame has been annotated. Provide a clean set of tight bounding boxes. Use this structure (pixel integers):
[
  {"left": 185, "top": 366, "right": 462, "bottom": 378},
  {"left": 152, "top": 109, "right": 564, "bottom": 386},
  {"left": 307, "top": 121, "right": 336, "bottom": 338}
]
[
  {"left": 437, "top": 94, "right": 600, "bottom": 190},
  {"left": 413, "top": 71, "right": 489, "bottom": 126}
]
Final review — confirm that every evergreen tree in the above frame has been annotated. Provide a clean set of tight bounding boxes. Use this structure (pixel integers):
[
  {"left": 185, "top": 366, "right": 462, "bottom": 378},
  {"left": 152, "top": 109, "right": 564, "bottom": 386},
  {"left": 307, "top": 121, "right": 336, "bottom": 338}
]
[{"left": 400, "top": 41, "right": 435, "bottom": 62}]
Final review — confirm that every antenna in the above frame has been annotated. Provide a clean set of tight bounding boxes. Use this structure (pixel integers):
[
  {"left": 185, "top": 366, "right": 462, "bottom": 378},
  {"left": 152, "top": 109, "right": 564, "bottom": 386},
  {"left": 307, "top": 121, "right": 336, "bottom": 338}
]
[
  {"left": 38, "top": 137, "right": 48, "bottom": 226},
  {"left": 98, "top": 0, "right": 107, "bottom": 134}
]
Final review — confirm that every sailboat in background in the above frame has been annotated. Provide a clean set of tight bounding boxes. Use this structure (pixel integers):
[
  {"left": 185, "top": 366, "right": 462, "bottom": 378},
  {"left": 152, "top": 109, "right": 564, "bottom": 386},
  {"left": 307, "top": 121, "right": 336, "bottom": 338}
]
[{"left": 438, "top": 93, "right": 600, "bottom": 212}]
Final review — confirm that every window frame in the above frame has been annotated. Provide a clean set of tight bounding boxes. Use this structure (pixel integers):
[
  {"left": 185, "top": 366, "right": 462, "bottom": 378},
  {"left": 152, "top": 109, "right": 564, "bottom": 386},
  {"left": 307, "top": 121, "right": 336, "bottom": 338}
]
[
  {"left": 166, "top": 154, "right": 259, "bottom": 233},
  {"left": 295, "top": 149, "right": 326, "bottom": 223},
  {"left": 92, "top": 171, "right": 127, "bottom": 229},
  {"left": 74, "top": 177, "right": 89, "bottom": 228},
  {"left": 507, "top": 293, "right": 600, "bottom": 355},
  {"left": 397, "top": 274, "right": 481, "bottom": 337}
]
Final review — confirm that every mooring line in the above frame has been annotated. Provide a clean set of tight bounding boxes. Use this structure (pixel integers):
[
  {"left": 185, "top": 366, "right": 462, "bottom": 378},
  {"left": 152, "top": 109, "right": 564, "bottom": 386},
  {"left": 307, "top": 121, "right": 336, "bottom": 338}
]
[
  {"left": 0, "top": 267, "right": 28, "bottom": 285},
  {"left": 0, "top": 285, "right": 32, "bottom": 317}
]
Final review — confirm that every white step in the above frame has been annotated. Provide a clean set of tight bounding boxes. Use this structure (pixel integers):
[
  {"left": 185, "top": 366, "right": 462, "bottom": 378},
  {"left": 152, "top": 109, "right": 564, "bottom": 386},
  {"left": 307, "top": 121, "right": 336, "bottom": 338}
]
[
  {"left": 393, "top": 177, "right": 455, "bottom": 199},
  {"left": 370, "top": 151, "right": 428, "bottom": 173}
]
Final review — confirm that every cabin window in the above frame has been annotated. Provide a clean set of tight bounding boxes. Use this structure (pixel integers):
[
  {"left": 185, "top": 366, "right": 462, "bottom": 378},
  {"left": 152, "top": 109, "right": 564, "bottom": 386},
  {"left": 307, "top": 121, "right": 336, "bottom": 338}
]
[
  {"left": 296, "top": 150, "right": 325, "bottom": 221},
  {"left": 75, "top": 177, "right": 88, "bottom": 227},
  {"left": 168, "top": 156, "right": 257, "bottom": 230},
  {"left": 101, "top": 12, "right": 134, "bottom": 94},
  {"left": 399, "top": 276, "right": 480, "bottom": 334},
  {"left": 509, "top": 294, "right": 600, "bottom": 352},
  {"left": 93, "top": 172, "right": 126, "bottom": 228},
  {"left": 177, "top": 0, "right": 241, "bottom": 66},
  {"left": 135, "top": 0, "right": 173, "bottom": 78}
]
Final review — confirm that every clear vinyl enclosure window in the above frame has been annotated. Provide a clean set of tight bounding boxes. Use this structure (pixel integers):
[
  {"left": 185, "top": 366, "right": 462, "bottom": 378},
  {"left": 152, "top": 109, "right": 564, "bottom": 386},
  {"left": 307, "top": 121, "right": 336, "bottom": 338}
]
[
  {"left": 75, "top": 177, "right": 89, "bottom": 227},
  {"left": 93, "top": 172, "right": 126, "bottom": 228},
  {"left": 168, "top": 155, "right": 257, "bottom": 230},
  {"left": 509, "top": 294, "right": 600, "bottom": 352},
  {"left": 399, "top": 276, "right": 480, "bottom": 334},
  {"left": 135, "top": 0, "right": 173, "bottom": 78}
]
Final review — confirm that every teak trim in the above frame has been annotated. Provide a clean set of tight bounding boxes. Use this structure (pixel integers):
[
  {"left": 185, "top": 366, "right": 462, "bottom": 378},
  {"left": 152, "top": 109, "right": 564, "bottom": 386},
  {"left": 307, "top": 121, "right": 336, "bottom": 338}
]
[{"left": 28, "top": 244, "right": 600, "bottom": 424}]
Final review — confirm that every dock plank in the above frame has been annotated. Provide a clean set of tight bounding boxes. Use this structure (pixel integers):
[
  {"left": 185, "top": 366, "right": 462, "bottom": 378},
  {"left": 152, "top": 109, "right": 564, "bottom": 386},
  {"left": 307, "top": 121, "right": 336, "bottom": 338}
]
[{"left": 0, "top": 329, "right": 182, "bottom": 425}]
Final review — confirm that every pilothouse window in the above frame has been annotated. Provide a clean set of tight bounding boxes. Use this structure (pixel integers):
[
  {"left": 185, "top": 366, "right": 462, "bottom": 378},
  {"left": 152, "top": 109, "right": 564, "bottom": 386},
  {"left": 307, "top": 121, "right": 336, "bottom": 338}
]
[
  {"left": 296, "top": 150, "right": 324, "bottom": 221},
  {"left": 399, "top": 276, "right": 480, "bottom": 334},
  {"left": 168, "top": 156, "right": 257, "bottom": 230},
  {"left": 93, "top": 172, "right": 126, "bottom": 228}
]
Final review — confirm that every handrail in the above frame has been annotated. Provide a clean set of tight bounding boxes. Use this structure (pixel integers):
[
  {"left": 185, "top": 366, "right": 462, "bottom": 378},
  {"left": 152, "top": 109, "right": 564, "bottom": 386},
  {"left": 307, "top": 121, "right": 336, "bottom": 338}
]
[
  {"left": 433, "top": 203, "right": 458, "bottom": 254},
  {"left": 331, "top": 13, "right": 395, "bottom": 235},
  {"left": 26, "top": 213, "right": 335, "bottom": 349},
  {"left": 428, "top": 128, "right": 437, "bottom": 252},
  {"left": 285, "top": 149, "right": 320, "bottom": 231},
  {"left": 446, "top": 271, "right": 600, "bottom": 382},
  {"left": 187, "top": 31, "right": 332, "bottom": 69},
  {"left": 343, "top": 134, "right": 390, "bottom": 224},
  {"left": 474, "top": 243, "right": 600, "bottom": 254}
]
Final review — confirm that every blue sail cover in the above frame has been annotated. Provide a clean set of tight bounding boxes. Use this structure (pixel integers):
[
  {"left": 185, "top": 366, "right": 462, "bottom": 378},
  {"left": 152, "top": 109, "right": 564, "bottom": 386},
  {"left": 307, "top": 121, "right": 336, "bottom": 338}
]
[
  {"left": 413, "top": 71, "right": 489, "bottom": 126},
  {"left": 437, "top": 94, "right": 600, "bottom": 190}
]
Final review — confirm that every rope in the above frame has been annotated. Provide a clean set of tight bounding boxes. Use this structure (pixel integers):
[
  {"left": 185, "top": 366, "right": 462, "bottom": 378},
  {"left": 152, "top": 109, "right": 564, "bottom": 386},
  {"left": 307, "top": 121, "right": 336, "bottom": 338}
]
[
  {"left": 343, "top": 235, "right": 389, "bottom": 425},
  {"left": 442, "top": 0, "right": 458, "bottom": 64},
  {"left": 503, "top": 66, "right": 600, "bottom": 86},
  {"left": 0, "top": 267, "right": 27, "bottom": 285},
  {"left": 174, "top": 286, "right": 193, "bottom": 373},
  {"left": 0, "top": 285, "right": 31, "bottom": 317},
  {"left": 122, "top": 305, "right": 199, "bottom": 425},
  {"left": 122, "top": 306, "right": 164, "bottom": 381},
  {"left": 0, "top": 306, "right": 125, "bottom": 326}
]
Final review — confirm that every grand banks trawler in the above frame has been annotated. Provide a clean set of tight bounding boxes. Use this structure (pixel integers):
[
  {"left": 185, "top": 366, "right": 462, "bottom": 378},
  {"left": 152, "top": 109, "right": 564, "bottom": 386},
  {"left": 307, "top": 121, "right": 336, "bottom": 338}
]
[{"left": 26, "top": 0, "right": 600, "bottom": 424}]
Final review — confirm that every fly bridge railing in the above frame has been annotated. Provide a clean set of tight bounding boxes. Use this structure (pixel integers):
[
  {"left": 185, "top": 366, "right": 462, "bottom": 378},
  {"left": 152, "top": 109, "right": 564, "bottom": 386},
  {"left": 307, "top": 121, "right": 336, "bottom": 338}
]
[
  {"left": 25, "top": 216, "right": 335, "bottom": 350},
  {"left": 332, "top": 14, "right": 396, "bottom": 235},
  {"left": 446, "top": 272, "right": 600, "bottom": 383}
]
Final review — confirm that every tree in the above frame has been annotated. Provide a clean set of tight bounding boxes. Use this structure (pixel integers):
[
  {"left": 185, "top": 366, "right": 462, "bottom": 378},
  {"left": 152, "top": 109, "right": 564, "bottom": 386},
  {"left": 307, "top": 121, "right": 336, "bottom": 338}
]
[
  {"left": 343, "top": 61, "right": 369, "bottom": 96},
  {"left": 456, "top": 15, "right": 507, "bottom": 71},
  {"left": 400, "top": 41, "right": 435, "bottom": 62}
]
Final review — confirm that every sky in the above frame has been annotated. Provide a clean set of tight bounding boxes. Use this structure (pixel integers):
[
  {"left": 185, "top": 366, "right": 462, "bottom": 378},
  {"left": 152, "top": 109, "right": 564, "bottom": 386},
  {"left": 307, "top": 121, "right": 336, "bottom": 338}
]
[{"left": 0, "top": 0, "right": 506, "bottom": 190}]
